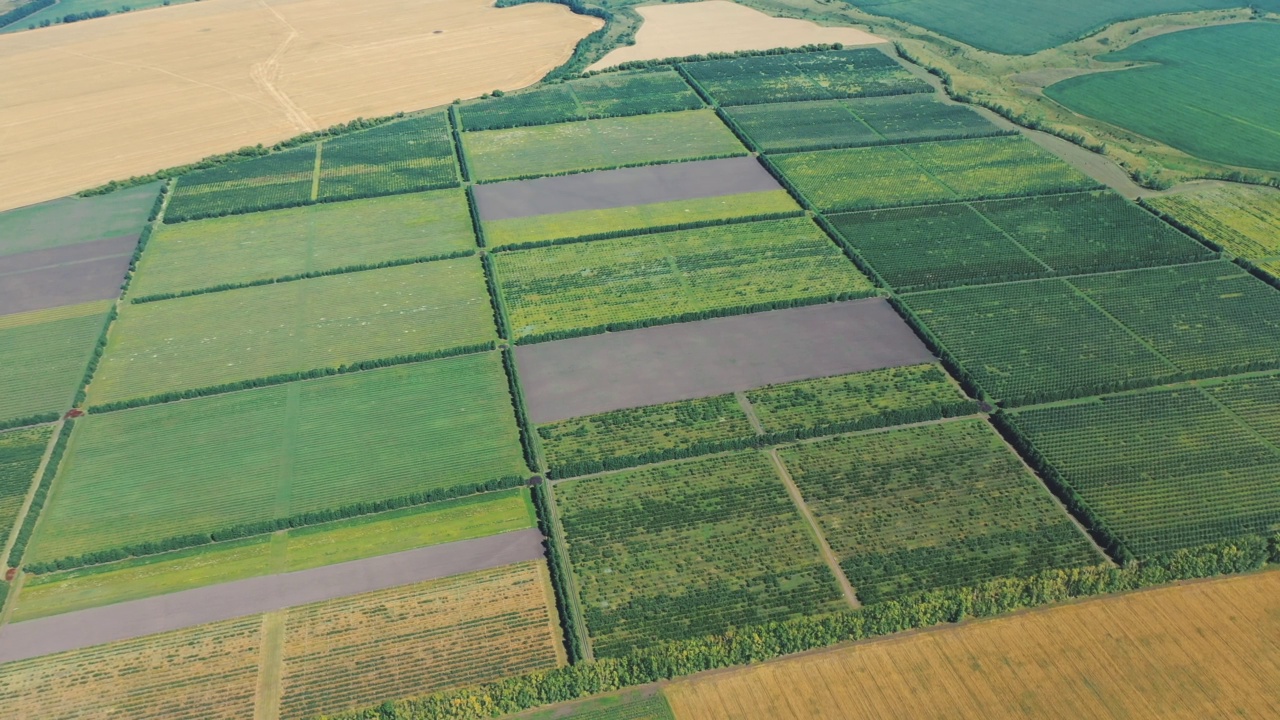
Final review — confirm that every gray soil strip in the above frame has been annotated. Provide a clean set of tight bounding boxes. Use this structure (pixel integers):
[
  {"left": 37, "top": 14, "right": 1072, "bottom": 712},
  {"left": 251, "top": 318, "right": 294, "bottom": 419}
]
[
  {"left": 0, "top": 234, "right": 138, "bottom": 275},
  {"left": 472, "top": 156, "right": 781, "bottom": 221},
  {"left": 517, "top": 298, "right": 935, "bottom": 423},
  {"left": 0, "top": 528, "right": 545, "bottom": 664},
  {"left": 0, "top": 254, "right": 133, "bottom": 316}
]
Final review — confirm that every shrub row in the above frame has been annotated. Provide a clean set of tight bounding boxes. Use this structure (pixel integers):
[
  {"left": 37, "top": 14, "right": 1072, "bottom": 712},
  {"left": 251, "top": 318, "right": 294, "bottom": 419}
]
[
  {"left": 87, "top": 343, "right": 497, "bottom": 414},
  {"left": 886, "top": 296, "right": 986, "bottom": 403},
  {"left": 514, "top": 292, "right": 877, "bottom": 345},
  {"left": 165, "top": 175, "right": 461, "bottom": 224},
  {"left": 0, "top": 413, "right": 60, "bottom": 433},
  {"left": 531, "top": 482, "right": 586, "bottom": 662},
  {"left": 763, "top": 128, "right": 1019, "bottom": 155},
  {"left": 473, "top": 152, "right": 749, "bottom": 185},
  {"left": 129, "top": 250, "right": 476, "bottom": 304},
  {"left": 116, "top": 181, "right": 170, "bottom": 296},
  {"left": 487, "top": 211, "right": 806, "bottom": 253},
  {"left": 500, "top": 348, "right": 538, "bottom": 473},
  {"left": 0, "top": 0, "right": 53, "bottom": 28},
  {"left": 326, "top": 537, "right": 1273, "bottom": 720},
  {"left": 546, "top": 440, "right": 752, "bottom": 481},
  {"left": 481, "top": 254, "right": 511, "bottom": 341},
  {"left": 465, "top": 185, "right": 485, "bottom": 248},
  {"left": 72, "top": 307, "right": 118, "bottom": 408},
  {"left": 448, "top": 105, "right": 471, "bottom": 183},
  {"left": 754, "top": 153, "right": 813, "bottom": 212},
  {"left": 7, "top": 420, "right": 74, "bottom": 569},
  {"left": 810, "top": 213, "right": 889, "bottom": 289},
  {"left": 24, "top": 475, "right": 528, "bottom": 574},
  {"left": 710, "top": 105, "right": 759, "bottom": 153}
]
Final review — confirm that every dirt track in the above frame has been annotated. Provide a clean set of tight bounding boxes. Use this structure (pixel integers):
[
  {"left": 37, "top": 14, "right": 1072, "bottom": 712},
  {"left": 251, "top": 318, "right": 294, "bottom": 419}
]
[
  {"left": 516, "top": 299, "right": 934, "bottom": 423},
  {"left": 0, "top": 528, "right": 544, "bottom": 664}
]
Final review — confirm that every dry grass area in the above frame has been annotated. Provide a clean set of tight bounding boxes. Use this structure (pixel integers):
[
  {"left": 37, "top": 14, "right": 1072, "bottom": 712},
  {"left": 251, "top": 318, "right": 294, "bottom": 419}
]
[
  {"left": 0, "top": 0, "right": 600, "bottom": 213},
  {"left": 666, "top": 570, "right": 1280, "bottom": 719},
  {"left": 587, "top": 1, "right": 885, "bottom": 71}
]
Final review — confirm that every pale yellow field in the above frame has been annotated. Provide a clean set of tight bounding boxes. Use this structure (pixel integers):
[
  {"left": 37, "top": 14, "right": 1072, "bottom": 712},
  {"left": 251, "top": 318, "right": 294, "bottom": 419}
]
[
  {"left": 588, "top": 1, "right": 885, "bottom": 71},
  {"left": 666, "top": 570, "right": 1280, "bottom": 719},
  {"left": 0, "top": 0, "right": 601, "bottom": 213}
]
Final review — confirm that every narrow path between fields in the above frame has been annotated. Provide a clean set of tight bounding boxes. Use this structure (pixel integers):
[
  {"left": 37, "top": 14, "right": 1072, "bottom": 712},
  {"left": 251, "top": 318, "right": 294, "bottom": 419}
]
[
  {"left": 768, "top": 449, "right": 861, "bottom": 609},
  {"left": 0, "top": 528, "right": 544, "bottom": 663}
]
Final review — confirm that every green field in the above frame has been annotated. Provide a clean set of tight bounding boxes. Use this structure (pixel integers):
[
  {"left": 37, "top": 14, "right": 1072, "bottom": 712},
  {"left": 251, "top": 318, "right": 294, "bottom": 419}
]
[
  {"left": 516, "top": 690, "right": 675, "bottom": 720},
  {"left": 0, "top": 301, "right": 112, "bottom": 425},
  {"left": 0, "top": 0, "right": 194, "bottom": 34},
  {"left": 491, "top": 217, "right": 874, "bottom": 342},
  {"left": 1147, "top": 184, "right": 1280, "bottom": 274},
  {"left": 14, "top": 489, "right": 534, "bottom": 620},
  {"left": 0, "top": 182, "right": 159, "bottom": 256},
  {"left": 1045, "top": 23, "right": 1280, "bottom": 171},
  {"left": 130, "top": 189, "right": 475, "bottom": 298},
  {"left": 681, "top": 49, "right": 929, "bottom": 106},
  {"left": 0, "top": 425, "right": 52, "bottom": 549},
  {"left": 482, "top": 190, "right": 799, "bottom": 248},
  {"left": 555, "top": 451, "right": 845, "bottom": 657},
  {"left": 32, "top": 352, "right": 527, "bottom": 563},
  {"left": 316, "top": 113, "right": 458, "bottom": 201},
  {"left": 778, "top": 419, "right": 1099, "bottom": 603},
  {"left": 1007, "top": 383, "right": 1280, "bottom": 558},
  {"left": 166, "top": 146, "right": 318, "bottom": 222},
  {"left": 462, "top": 110, "right": 746, "bottom": 182},
  {"left": 1206, "top": 373, "right": 1280, "bottom": 445},
  {"left": 89, "top": 258, "right": 496, "bottom": 404}
]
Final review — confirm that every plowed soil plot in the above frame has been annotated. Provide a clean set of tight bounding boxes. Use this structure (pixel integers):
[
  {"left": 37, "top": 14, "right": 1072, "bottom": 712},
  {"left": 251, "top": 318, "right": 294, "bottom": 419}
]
[
  {"left": 516, "top": 299, "right": 933, "bottom": 423},
  {"left": 473, "top": 157, "right": 780, "bottom": 220},
  {"left": 0, "top": 235, "right": 137, "bottom": 315}
]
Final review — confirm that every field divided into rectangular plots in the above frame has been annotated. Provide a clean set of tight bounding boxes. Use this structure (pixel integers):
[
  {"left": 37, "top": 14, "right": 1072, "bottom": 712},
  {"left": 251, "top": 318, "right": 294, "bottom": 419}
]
[
  {"left": 0, "top": 426, "right": 53, "bottom": 548},
  {"left": 165, "top": 145, "right": 319, "bottom": 223},
  {"left": 491, "top": 217, "right": 874, "bottom": 343},
  {"left": 681, "top": 49, "right": 929, "bottom": 106},
  {"left": 0, "top": 301, "right": 112, "bottom": 425},
  {"left": 89, "top": 257, "right": 495, "bottom": 405},
  {"left": 459, "top": 68, "right": 703, "bottom": 130},
  {"left": 1005, "top": 382, "right": 1280, "bottom": 559},
  {"left": 462, "top": 110, "right": 746, "bottom": 182},
  {"left": 30, "top": 352, "right": 527, "bottom": 565},
  {"left": 555, "top": 452, "right": 845, "bottom": 658},
  {"left": 778, "top": 419, "right": 1100, "bottom": 604},
  {"left": 315, "top": 113, "right": 458, "bottom": 202},
  {"left": 130, "top": 189, "right": 475, "bottom": 299}
]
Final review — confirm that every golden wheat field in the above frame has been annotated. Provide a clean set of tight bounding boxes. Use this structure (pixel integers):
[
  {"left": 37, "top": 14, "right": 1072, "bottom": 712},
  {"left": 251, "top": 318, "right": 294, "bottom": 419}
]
[
  {"left": 666, "top": 570, "right": 1280, "bottom": 719},
  {"left": 0, "top": 0, "right": 601, "bottom": 213}
]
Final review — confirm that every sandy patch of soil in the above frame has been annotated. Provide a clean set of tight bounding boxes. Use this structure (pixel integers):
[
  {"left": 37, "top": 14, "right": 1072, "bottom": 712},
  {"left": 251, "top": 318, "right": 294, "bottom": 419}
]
[
  {"left": 0, "top": 0, "right": 601, "bottom": 213},
  {"left": 588, "top": 1, "right": 885, "bottom": 71}
]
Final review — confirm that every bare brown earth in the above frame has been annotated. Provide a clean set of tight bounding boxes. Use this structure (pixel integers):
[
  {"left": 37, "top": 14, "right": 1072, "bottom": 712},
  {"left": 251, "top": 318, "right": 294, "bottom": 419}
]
[
  {"left": 588, "top": 1, "right": 886, "bottom": 71},
  {"left": 0, "top": 0, "right": 601, "bottom": 213}
]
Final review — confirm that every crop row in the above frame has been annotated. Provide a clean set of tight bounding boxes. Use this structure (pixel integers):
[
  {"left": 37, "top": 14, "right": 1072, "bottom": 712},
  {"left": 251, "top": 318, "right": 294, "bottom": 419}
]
[{"left": 681, "top": 49, "right": 930, "bottom": 106}]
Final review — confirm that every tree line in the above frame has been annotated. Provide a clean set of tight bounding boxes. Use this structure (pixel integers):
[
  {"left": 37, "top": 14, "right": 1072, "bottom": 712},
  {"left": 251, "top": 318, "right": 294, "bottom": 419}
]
[
  {"left": 488, "top": 211, "right": 805, "bottom": 254},
  {"left": 7, "top": 421, "right": 74, "bottom": 569}
]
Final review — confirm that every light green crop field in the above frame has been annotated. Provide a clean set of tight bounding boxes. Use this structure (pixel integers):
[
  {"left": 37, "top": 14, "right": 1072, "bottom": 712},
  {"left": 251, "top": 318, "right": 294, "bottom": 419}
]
[
  {"left": 0, "top": 301, "right": 112, "bottom": 424},
  {"left": 492, "top": 217, "right": 873, "bottom": 341},
  {"left": 1147, "top": 184, "right": 1280, "bottom": 273},
  {"left": 89, "top": 258, "right": 496, "bottom": 404},
  {"left": 31, "top": 352, "right": 527, "bottom": 563},
  {"left": 129, "top": 189, "right": 475, "bottom": 298},
  {"left": 462, "top": 110, "right": 746, "bottom": 182},
  {"left": 14, "top": 489, "right": 534, "bottom": 620},
  {"left": 0, "top": 183, "right": 159, "bottom": 256},
  {"left": 483, "top": 190, "right": 799, "bottom": 248}
]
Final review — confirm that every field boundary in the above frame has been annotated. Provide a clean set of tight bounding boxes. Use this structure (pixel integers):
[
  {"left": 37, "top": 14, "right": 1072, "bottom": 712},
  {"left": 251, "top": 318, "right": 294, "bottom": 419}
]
[
  {"left": 0, "top": 420, "right": 63, "bottom": 570},
  {"left": 767, "top": 449, "right": 861, "bottom": 609}
]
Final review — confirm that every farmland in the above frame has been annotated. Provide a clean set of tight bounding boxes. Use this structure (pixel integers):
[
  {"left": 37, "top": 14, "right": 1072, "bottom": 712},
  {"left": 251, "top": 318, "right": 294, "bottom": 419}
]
[
  {"left": 779, "top": 419, "right": 1099, "bottom": 603},
  {"left": 462, "top": 110, "right": 746, "bottom": 182},
  {"left": 665, "top": 570, "right": 1280, "bottom": 719},
  {"left": 13, "top": 489, "right": 534, "bottom": 620},
  {"left": 88, "top": 258, "right": 495, "bottom": 404},
  {"left": 681, "top": 49, "right": 929, "bottom": 106},
  {"left": 554, "top": 452, "right": 844, "bottom": 657},
  {"left": 0, "top": 426, "right": 51, "bottom": 548},
  {"left": 1207, "top": 374, "right": 1280, "bottom": 445},
  {"left": 1146, "top": 184, "right": 1280, "bottom": 274},
  {"left": 30, "top": 352, "right": 527, "bottom": 564},
  {"left": 316, "top": 113, "right": 458, "bottom": 201},
  {"left": 130, "top": 189, "right": 476, "bottom": 299},
  {"left": 0, "top": 301, "right": 111, "bottom": 425},
  {"left": 517, "top": 690, "right": 675, "bottom": 720},
  {"left": 1045, "top": 23, "right": 1280, "bottom": 172},
  {"left": 278, "top": 561, "right": 562, "bottom": 718},
  {"left": 491, "top": 217, "right": 873, "bottom": 342},
  {"left": 165, "top": 145, "right": 319, "bottom": 222},
  {"left": 0, "top": 182, "right": 158, "bottom": 257}
]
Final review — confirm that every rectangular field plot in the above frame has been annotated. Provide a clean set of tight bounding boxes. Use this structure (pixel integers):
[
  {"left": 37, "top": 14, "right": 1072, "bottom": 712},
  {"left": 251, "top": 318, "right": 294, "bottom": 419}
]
[
  {"left": 1147, "top": 184, "right": 1280, "bottom": 265},
  {"left": 555, "top": 452, "right": 845, "bottom": 657},
  {"left": 745, "top": 363, "right": 976, "bottom": 437},
  {"left": 0, "top": 182, "right": 160, "bottom": 258},
  {"left": 906, "top": 137, "right": 1100, "bottom": 199},
  {"left": 901, "top": 280, "right": 1176, "bottom": 406},
  {"left": 279, "top": 561, "right": 562, "bottom": 719},
  {"left": 316, "top": 113, "right": 458, "bottom": 201},
  {"left": 0, "top": 615, "right": 262, "bottom": 720},
  {"left": 89, "top": 258, "right": 495, "bottom": 404},
  {"left": 0, "top": 426, "right": 52, "bottom": 548},
  {"left": 682, "top": 49, "right": 929, "bottom": 106},
  {"left": 129, "top": 189, "right": 475, "bottom": 299},
  {"left": 459, "top": 68, "right": 702, "bottom": 131},
  {"left": 779, "top": 420, "right": 1098, "bottom": 603},
  {"left": 1007, "top": 387, "right": 1280, "bottom": 558},
  {"left": 165, "top": 145, "right": 318, "bottom": 223},
  {"left": 1206, "top": 374, "right": 1280, "bottom": 446},
  {"left": 848, "top": 93, "right": 1005, "bottom": 144},
  {"left": 0, "top": 301, "right": 111, "bottom": 425},
  {"left": 31, "top": 353, "right": 527, "bottom": 563},
  {"left": 537, "top": 394, "right": 757, "bottom": 479},
  {"left": 772, "top": 145, "right": 953, "bottom": 212},
  {"left": 492, "top": 217, "right": 873, "bottom": 343},
  {"left": 462, "top": 110, "right": 746, "bottom": 182},
  {"left": 1073, "top": 262, "right": 1280, "bottom": 378}
]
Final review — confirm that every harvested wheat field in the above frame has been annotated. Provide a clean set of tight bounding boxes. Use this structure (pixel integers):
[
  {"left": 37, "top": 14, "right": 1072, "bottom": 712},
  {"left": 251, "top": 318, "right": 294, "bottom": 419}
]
[
  {"left": 0, "top": 0, "right": 601, "bottom": 213},
  {"left": 666, "top": 570, "right": 1280, "bottom": 719},
  {"left": 587, "top": 1, "right": 885, "bottom": 71}
]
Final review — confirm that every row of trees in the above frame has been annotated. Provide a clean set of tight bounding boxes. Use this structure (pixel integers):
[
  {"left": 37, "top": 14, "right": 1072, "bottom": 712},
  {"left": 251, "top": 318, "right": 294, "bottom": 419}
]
[
  {"left": 488, "top": 211, "right": 804, "bottom": 254},
  {"left": 6, "top": 421, "right": 74, "bottom": 569},
  {"left": 475, "top": 152, "right": 748, "bottom": 186},
  {"left": 0, "top": 0, "right": 52, "bottom": 28}
]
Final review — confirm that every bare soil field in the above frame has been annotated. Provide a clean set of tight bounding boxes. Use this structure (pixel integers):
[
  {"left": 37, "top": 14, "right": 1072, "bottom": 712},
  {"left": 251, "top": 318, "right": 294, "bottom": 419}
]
[
  {"left": 666, "top": 570, "right": 1280, "bottom": 719},
  {"left": 0, "top": 529, "right": 544, "bottom": 663},
  {"left": 587, "top": 1, "right": 886, "bottom": 71},
  {"left": 0, "top": 0, "right": 601, "bottom": 213},
  {"left": 474, "top": 157, "right": 780, "bottom": 221},
  {"left": 0, "top": 234, "right": 137, "bottom": 315},
  {"left": 515, "top": 299, "right": 933, "bottom": 423}
]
